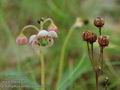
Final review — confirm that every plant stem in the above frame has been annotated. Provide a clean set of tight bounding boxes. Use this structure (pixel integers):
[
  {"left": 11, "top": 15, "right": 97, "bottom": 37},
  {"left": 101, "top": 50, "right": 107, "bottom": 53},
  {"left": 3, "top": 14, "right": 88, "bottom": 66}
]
[
  {"left": 105, "top": 77, "right": 109, "bottom": 90},
  {"left": 105, "top": 85, "right": 108, "bottom": 90},
  {"left": 99, "top": 47, "right": 104, "bottom": 68},
  {"left": 101, "top": 47, "right": 104, "bottom": 68},
  {"left": 40, "top": 50, "right": 45, "bottom": 90},
  {"left": 91, "top": 43, "right": 94, "bottom": 61},
  {"left": 95, "top": 72, "right": 99, "bottom": 90},
  {"left": 68, "top": 59, "right": 74, "bottom": 90},
  {"left": 20, "top": 25, "right": 39, "bottom": 34},
  {"left": 87, "top": 42, "right": 99, "bottom": 90},
  {"left": 87, "top": 42, "right": 95, "bottom": 71},
  {"left": 57, "top": 26, "right": 74, "bottom": 89},
  {"left": 99, "top": 27, "right": 101, "bottom": 35}
]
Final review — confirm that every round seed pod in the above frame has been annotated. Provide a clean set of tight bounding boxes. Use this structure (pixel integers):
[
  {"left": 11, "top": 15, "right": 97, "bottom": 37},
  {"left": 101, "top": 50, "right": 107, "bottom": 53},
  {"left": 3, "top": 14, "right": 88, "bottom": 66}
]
[
  {"left": 94, "top": 17, "right": 104, "bottom": 28},
  {"left": 82, "top": 30, "right": 97, "bottom": 43},
  {"left": 98, "top": 35, "right": 109, "bottom": 47}
]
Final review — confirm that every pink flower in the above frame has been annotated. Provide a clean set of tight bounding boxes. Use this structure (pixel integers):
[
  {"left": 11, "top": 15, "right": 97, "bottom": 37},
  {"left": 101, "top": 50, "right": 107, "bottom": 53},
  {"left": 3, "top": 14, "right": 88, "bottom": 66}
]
[
  {"left": 16, "top": 35, "right": 28, "bottom": 45},
  {"left": 48, "top": 23, "right": 58, "bottom": 32},
  {"left": 29, "top": 30, "right": 58, "bottom": 47}
]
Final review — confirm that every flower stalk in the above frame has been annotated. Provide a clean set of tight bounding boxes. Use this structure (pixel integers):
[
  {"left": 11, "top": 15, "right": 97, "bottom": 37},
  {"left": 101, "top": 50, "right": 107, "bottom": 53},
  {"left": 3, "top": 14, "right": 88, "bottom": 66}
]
[
  {"left": 16, "top": 17, "right": 58, "bottom": 90},
  {"left": 83, "top": 17, "right": 109, "bottom": 90},
  {"left": 40, "top": 49, "right": 45, "bottom": 90}
]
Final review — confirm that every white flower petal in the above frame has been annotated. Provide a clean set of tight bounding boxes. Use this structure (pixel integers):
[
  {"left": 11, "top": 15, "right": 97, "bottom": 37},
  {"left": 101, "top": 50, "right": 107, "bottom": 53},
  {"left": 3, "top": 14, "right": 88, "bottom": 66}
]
[
  {"left": 29, "top": 35, "right": 37, "bottom": 44},
  {"left": 48, "top": 31, "right": 58, "bottom": 38},
  {"left": 37, "top": 30, "right": 48, "bottom": 37}
]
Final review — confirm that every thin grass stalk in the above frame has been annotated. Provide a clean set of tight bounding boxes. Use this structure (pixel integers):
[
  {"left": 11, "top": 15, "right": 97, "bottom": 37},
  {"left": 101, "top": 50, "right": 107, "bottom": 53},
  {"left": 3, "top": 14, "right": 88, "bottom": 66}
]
[{"left": 57, "top": 26, "right": 74, "bottom": 89}]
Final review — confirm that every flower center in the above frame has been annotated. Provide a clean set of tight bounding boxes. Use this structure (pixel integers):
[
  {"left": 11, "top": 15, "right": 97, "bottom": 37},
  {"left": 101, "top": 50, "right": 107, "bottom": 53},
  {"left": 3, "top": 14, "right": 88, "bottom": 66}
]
[{"left": 39, "top": 38, "right": 48, "bottom": 46}]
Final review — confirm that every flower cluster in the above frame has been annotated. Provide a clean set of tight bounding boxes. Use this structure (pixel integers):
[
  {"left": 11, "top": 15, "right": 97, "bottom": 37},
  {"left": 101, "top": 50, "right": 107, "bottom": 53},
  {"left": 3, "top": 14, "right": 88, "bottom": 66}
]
[
  {"left": 16, "top": 18, "right": 58, "bottom": 48},
  {"left": 29, "top": 30, "right": 57, "bottom": 47},
  {"left": 82, "top": 17, "right": 110, "bottom": 90},
  {"left": 83, "top": 17, "right": 109, "bottom": 47}
]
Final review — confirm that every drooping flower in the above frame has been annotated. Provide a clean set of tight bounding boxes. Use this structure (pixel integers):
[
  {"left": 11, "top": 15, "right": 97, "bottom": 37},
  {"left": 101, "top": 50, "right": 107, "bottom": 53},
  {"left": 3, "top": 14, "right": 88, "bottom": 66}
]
[
  {"left": 48, "top": 23, "right": 58, "bottom": 32},
  {"left": 16, "top": 34, "right": 28, "bottom": 45},
  {"left": 16, "top": 18, "right": 58, "bottom": 48},
  {"left": 29, "top": 30, "right": 58, "bottom": 47}
]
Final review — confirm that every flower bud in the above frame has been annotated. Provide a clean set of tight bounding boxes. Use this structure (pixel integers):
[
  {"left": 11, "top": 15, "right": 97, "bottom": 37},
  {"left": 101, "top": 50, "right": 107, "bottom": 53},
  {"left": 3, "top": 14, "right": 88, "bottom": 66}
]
[
  {"left": 82, "top": 31, "right": 97, "bottom": 43},
  {"left": 98, "top": 35, "right": 109, "bottom": 47},
  {"left": 73, "top": 18, "right": 84, "bottom": 28},
  {"left": 48, "top": 23, "right": 58, "bottom": 32},
  {"left": 94, "top": 17, "right": 104, "bottom": 28},
  {"left": 16, "top": 34, "right": 28, "bottom": 45}
]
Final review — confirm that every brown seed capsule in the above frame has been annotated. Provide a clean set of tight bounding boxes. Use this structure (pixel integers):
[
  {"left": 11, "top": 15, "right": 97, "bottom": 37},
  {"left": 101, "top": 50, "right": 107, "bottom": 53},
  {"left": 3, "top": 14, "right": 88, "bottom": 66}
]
[
  {"left": 94, "top": 17, "right": 104, "bottom": 28},
  {"left": 82, "top": 31, "right": 97, "bottom": 43},
  {"left": 98, "top": 35, "right": 109, "bottom": 47}
]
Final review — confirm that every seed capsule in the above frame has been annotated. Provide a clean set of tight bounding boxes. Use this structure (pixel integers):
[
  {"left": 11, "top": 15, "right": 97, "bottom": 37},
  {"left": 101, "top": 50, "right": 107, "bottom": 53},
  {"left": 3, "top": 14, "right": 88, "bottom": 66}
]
[
  {"left": 94, "top": 17, "right": 104, "bottom": 28},
  {"left": 98, "top": 35, "right": 109, "bottom": 47},
  {"left": 82, "top": 30, "right": 97, "bottom": 43}
]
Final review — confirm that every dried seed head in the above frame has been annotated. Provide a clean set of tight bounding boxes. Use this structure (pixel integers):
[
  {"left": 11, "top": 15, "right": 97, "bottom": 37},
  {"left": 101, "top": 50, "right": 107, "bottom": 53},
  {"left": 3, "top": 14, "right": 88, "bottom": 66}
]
[
  {"left": 98, "top": 35, "right": 109, "bottom": 47},
  {"left": 94, "top": 17, "right": 104, "bottom": 28},
  {"left": 16, "top": 34, "right": 28, "bottom": 45},
  {"left": 82, "top": 30, "right": 97, "bottom": 43}
]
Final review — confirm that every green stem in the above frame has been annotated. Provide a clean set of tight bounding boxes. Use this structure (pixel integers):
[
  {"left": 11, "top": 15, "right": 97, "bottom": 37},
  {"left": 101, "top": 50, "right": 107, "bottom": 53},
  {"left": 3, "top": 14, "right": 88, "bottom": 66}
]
[
  {"left": 91, "top": 43, "right": 94, "bottom": 61},
  {"left": 40, "top": 50, "right": 45, "bottom": 90},
  {"left": 20, "top": 25, "right": 39, "bottom": 34},
  {"left": 87, "top": 42, "right": 95, "bottom": 71},
  {"left": 68, "top": 59, "right": 74, "bottom": 90},
  {"left": 40, "top": 18, "right": 54, "bottom": 30},
  {"left": 99, "top": 27, "right": 101, "bottom": 35},
  {"left": 57, "top": 26, "right": 74, "bottom": 89}
]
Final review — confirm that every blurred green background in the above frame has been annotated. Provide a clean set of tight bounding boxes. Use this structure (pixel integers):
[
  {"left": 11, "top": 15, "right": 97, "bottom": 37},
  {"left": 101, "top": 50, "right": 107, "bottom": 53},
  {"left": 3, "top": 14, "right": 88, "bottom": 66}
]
[{"left": 0, "top": 0, "right": 120, "bottom": 90}]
